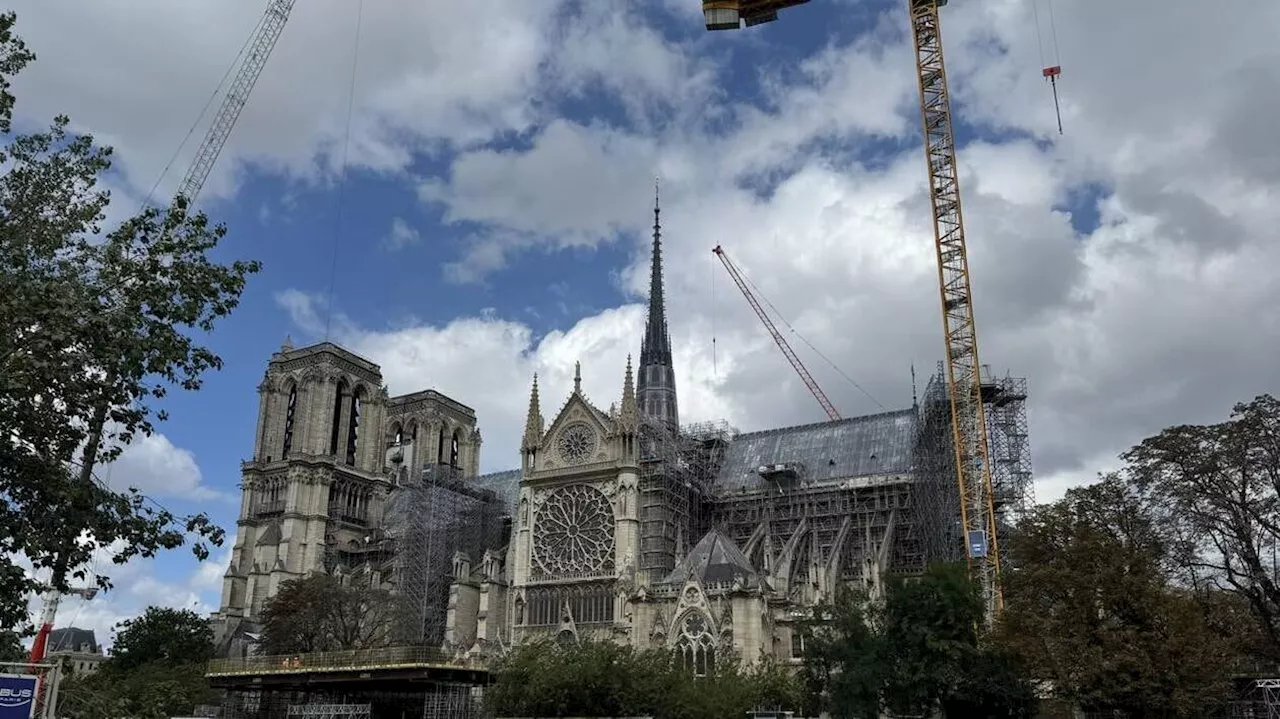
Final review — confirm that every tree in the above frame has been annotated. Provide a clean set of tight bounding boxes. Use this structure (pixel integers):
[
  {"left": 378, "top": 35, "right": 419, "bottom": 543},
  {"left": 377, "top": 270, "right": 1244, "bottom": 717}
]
[
  {"left": 485, "top": 638, "right": 800, "bottom": 719},
  {"left": 57, "top": 660, "right": 216, "bottom": 719},
  {"left": 259, "top": 574, "right": 408, "bottom": 655},
  {"left": 996, "top": 475, "right": 1237, "bottom": 717},
  {"left": 799, "top": 589, "right": 885, "bottom": 718},
  {"left": 0, "top": 629, "right": 23, "bottom": 662},
  {"left": 1122, "top": 394, "right": 1280, "bottom": 659},
  {"left": 800, "top": 565, "right": 1035, "bottom": 718},
  {"left": 107, "top": 606, "right": 214, "bottom": 672},
  {"left": 0, "top": 9, "right": 259, "bottom": 631}
]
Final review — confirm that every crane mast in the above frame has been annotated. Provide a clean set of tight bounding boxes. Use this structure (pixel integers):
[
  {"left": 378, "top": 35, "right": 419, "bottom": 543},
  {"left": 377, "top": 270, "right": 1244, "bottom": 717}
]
[
  {"left": 713, "top": 245, "right": 842, "bottom": 422},
  {"left": 176, "top": 0, "right": 297, "bottom": 205},
  {"left": 908, "top": 0, "right": 1002, "bottom": 617}
]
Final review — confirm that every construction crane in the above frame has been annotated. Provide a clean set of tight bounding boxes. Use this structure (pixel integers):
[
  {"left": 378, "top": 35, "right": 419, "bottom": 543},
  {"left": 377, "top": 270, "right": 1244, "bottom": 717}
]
[
  {"left": 27, "top": 586, "right": 99, "bottom": 666},
  {"left": 713, "top": 245, "right": 842, "bottom": 422},
  {"left": 703, "top": 0, "right": 1004, "bottom": 619},
  {"left": 176, "top": 0, "right": 297, "bottom": 206}
]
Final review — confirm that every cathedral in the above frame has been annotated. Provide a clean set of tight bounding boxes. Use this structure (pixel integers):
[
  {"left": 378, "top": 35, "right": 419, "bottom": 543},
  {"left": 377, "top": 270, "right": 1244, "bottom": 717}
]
[{"left": 212, "top": 191, "right": 1033, "bottom": 672}]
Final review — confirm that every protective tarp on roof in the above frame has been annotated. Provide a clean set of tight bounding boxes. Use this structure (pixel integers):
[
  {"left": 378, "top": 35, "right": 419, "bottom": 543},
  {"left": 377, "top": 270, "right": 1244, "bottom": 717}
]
[
  {"left": 660, "top": 528, "right": 761, "bottom": 589},
  {"left": 472, "top": 468, "right": 521, "bottom": 513},
  {"left": 713, "top": 408, "right": 917, "bottom": 494}
]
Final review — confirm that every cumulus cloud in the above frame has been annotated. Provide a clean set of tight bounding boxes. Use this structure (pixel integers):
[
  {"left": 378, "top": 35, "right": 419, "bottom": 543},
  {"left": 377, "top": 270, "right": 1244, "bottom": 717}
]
[
  {"left": 100, "top": 432, "right": 229, "bottom": 502},
  {"left": 381, "top": 217, "right": 422, "bottom": 252},
  {"left": 16, "top": 0, "right": 1280, "bottom": 517},
  {"left": 16, "top": 541, "right": 227, "bottom": 652}
]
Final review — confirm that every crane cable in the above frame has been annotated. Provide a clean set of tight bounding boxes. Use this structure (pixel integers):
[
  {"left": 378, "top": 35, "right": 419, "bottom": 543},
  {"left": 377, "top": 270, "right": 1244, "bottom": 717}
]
[
  {"left": 1032, "top": 0, "right": 1064, "bottom": 134},
  {"left": 323, "top": 0, "right": 366, "bottom": 340},
  {"left": 736, "top": 264, "right": 886, "bottom": 410}
]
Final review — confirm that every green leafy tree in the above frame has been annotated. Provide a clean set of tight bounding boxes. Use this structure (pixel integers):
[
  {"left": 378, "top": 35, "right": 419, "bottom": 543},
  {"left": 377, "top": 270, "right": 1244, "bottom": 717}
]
[
  {"left": 996, "top": 475, "right": 1236, "bottom": 717},
  {"left": 799, "top": 589, "right": 885, "bottom": 717},
  {"left": 485, "top": 639, "right": 801, "bottom": 719},
  {"left": 0, "top": 629, "right": 24, "bottom": 662},
  {"left": 1122, "top": 394, "right": 1280, "bottom": 658},
  {"left": 0, "top": 9, "right": 259, "bottom": 631},
  {"left": 107, "top": 606, "right": 214, "bottom": 672},
  {"left": 259, "top": 574, "right": 408, "bottom": 655},
  {"left": 57, "top": 660, "right": 216, "bottom": 719},
  {"left": 800, "top": 565, "right": 1035, "bottom": 718}
]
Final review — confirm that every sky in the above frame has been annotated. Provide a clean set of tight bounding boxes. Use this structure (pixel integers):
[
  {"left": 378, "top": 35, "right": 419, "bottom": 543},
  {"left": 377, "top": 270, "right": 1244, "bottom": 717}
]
[{"left": 8, "top": 0, "right": 1279, "bottom": 649}]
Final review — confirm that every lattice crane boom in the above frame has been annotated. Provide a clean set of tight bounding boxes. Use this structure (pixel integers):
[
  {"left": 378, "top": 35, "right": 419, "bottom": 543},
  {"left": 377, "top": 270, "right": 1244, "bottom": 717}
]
[
  {"left": 175, "top": 0, "right": 297, "bottom": 206},
  {"left": 908, "top": 0, "right": 1003, "bottom": 617},
  {"left": 713, "top": 245, "right": 842, "bottom": 422}
]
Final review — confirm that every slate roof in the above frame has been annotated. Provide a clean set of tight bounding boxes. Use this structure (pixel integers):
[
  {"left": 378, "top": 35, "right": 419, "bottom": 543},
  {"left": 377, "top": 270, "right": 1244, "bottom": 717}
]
[
  {"left": 471, "top": 469, "right": 521, "bottom": 513},
  {"left": 661, "top": 529, "right": 762, "bottom": 588},
  {"left": 48, "top": 627, "right": 99, "bottom": 654},
  {"left": 712, "top": 408, "right": 917, "bottom": 494}
]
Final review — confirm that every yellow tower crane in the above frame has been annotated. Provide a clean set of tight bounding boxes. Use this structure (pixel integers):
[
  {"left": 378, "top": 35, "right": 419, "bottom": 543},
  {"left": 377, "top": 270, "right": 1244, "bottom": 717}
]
[{"left": 702, "top": 0, "right": 1004, "bottom": 619}]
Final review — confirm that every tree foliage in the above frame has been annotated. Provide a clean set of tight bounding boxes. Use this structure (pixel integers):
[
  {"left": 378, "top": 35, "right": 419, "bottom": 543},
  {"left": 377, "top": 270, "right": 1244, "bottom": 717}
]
[
  {"left": 800, "top": 564, "right": 1036, "bottom": 718},
  {"left": 57, "top": 660, "right": 216, "bottom": 719},
  {"left": 1122, "top": 394, "right": 1280, "bottom": 658},
  {"left": 486, "top": 638, "right": 801, "bottom": 719},
  {"left": 996, "top": 475, "right": 1238, "bottom": 717},
  {"left": 56, "top": 606, "right": 216, "bottom": 717},
  {"left": 259, "top": 574, "right": 409, "bottom": 655},
  {"left": 0, "top": 9, "right": 259, "bottom": 631},
  {"left": 0, "top": 629, "right": 23, "bottom": 662},
  {"left": 108, "top": 606, "right": 215, "bottom": 672}
]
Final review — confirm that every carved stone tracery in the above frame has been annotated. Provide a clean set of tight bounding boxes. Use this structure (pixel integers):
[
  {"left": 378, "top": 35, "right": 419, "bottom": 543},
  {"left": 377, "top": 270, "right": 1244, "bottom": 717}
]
[{"left": 531, "top": 484, "right": 615, "bottom": 578}]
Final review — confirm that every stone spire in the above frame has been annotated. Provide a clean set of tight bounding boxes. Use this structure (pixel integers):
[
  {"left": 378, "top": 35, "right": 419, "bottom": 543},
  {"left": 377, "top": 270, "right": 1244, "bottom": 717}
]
[
  {"left": 637, "top": 179, "right": 680, "bottom": 432},
  {"left": 640, "top": 179, "right": 672, "bottom": 367},
  {"left": 521, "top": 374, "right": 543, "bottom": 452},
  {"left": 574, "top": 361, "right": 582, "bottom": 394},
  {"left": 619, "top": 354, "right": 639, "bottom": 430}
]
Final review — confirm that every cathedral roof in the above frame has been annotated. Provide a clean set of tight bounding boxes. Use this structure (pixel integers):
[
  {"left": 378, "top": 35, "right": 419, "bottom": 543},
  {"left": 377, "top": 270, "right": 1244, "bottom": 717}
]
[
  {"left": 712, "top": 408, "right": 917, "bottom": 494},
  {"left": 660, "top": 529, "right": 761, "bottom": 588},
  {"left": 472, "top": 468, "right": 521, "bottom": 513}
]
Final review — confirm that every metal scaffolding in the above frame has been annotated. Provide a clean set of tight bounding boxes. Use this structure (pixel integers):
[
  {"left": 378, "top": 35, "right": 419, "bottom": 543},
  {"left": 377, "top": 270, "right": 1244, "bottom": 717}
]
[
  {"left": 912, "top": 363, "right": 1035, "bottom": 569},
  {"left": 638, "top": 418, "right": 736, "bottom": 583},
  {"left": 706, "top": 412, "right": 923, "bottom": 601},
  {"left": 383, "top": 464, "right": 509, "bottom": 646}
]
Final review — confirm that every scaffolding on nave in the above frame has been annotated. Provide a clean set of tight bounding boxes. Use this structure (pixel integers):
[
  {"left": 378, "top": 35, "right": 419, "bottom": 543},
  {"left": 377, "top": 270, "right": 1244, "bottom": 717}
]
[
  {"left": 912, "top": 362, "right": 1035, "bottom": 569},
  {"left": 382, "top": 464, "right": 509, "bottom": 646},
  {"left": 637, "top": 418, "right": 736, "bottom": 584}
]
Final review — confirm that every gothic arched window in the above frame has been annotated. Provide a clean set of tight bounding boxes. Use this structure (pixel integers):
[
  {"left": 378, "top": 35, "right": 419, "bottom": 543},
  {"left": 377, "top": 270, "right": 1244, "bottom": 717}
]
[
  {"left": 345, "top": 386, "right": 365, "bottom": 466},
  {"left": 450, "top": 430, "right": 460, "bottom": 468},
  {"left": 329, "top": 380, "right": 349, "bottom": 456},
  {"left": 675, "top": 611, "right": 717, "bottom": 677},
  {"left": 281, "top": 383, "right": 297, "bottom": 457}
]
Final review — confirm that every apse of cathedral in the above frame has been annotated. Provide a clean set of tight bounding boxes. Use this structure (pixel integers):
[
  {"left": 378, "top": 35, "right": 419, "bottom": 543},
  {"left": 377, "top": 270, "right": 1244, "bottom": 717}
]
[{"left": 211, "top": 187, "right": 955, "bottom": 672}]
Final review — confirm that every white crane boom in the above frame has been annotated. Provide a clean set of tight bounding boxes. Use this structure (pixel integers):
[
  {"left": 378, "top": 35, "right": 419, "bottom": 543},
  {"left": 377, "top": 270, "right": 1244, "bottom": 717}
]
[{"left": 176, "top": 0, "right": 297, "bottom": 205}]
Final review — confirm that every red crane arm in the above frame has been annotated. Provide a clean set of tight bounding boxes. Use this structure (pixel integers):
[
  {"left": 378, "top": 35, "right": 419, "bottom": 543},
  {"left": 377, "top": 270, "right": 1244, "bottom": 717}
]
[{"left": 713, "top": 245, "right": 842, "bottom": 421}]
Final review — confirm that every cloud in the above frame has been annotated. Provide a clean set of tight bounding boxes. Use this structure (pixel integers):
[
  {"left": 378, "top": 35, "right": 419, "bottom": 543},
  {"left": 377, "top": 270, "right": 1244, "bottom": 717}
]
[
  {"left": 381, "top": 217, "right": 422, "bottom": 252},
  {"left": 16, "top": 541, "right": 228, "bottom": 653},
  {"left": 18, "top": 0, "right": 1280, "bottom": 518},
  {"left": 101, "top": 432, "right": 229, "bottom": 502}
]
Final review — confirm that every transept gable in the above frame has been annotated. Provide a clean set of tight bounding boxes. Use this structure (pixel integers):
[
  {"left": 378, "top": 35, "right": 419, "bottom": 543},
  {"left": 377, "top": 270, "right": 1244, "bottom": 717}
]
[{"left": 536, "top": 363, "right": 618, "bottom": 472}]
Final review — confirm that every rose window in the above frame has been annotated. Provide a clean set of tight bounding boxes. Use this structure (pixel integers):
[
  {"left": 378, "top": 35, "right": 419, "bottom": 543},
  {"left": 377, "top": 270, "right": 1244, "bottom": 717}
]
[
  {"left": 532, "top": 484, "right": 615, "bottom": 577},
  {"left": 556, "top": 422, "right": 597, "bottom": 465}
]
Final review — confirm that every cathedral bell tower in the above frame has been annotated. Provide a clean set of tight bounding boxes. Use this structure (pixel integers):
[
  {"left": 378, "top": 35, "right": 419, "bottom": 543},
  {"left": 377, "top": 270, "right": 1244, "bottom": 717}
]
[{"left": 217, "top": 340, "right": 391, "bottom": 624}]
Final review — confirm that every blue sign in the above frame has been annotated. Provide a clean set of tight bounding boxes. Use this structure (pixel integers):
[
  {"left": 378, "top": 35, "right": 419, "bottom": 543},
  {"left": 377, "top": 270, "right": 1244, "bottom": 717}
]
[
  {"left": 0, "top": 674, "right": 37, "bottom": 719},
  {"left": 967, "top": 530, "right": 988, "bottom": 558}
]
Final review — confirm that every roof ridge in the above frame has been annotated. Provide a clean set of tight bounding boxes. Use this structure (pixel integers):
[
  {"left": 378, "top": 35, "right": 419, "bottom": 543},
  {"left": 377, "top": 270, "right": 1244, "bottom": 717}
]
[{"left": 733, "top": 407, "right": 915, "bottom": 440}]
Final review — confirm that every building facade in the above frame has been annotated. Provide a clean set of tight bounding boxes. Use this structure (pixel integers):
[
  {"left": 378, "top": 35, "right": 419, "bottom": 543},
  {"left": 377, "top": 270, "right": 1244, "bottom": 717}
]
[{"left": 213, "top": 188, "right": 1033, "bottom": 671}]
